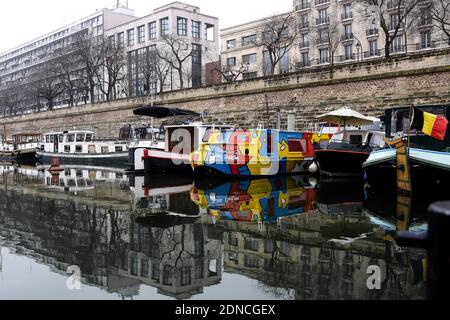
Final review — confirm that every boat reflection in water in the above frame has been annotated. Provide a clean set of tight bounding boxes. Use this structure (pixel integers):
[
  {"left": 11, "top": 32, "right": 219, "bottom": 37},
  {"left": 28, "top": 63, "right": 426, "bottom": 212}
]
[
  {"left": 0, "top": 164, "right": 428, "bottom": 300},
  {"left": 191, "top": 176, "right": 316, "bottom": 224}
]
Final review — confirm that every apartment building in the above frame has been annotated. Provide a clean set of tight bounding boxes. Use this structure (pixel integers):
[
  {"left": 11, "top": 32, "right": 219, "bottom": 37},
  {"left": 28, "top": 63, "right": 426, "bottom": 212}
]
[
  {"left": 105, "top": 2, "right": 219, "bottom": 97},
  {"left": 0, "top": 6, "right": 137, "bottom": 115},
  {"left": 220, "top": 0, "right": 450, "bottom": 80}
]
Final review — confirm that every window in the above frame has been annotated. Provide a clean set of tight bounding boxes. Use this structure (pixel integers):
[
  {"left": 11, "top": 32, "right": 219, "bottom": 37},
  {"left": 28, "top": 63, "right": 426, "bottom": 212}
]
[
  {"left": 67, "top": 134, "right": 75, "bottom": 143},
  {"left": 318, "top": 9, "right": 329, "bottom": 24},
  {"left": 205, "top": 23, "right": 215, "bottom": 41},
  {"left": 288, "top": 138, "right": 307, "bottom": 152},
  {"left": 319, "top": 48, "right": 329, "bottom": 64},
  {"left": 115, "top": 146, "right": 123, "bottom": 152},
  {"left": 85, "top": 134, "right": 92, "bottom": 142},
  {"left": 244, "top": 239, "right": 259, "bottom": 251},
  {"left": 229, "top": 234, "right": 238, "bottom": 246},
  {"left": 420, "top": 31, "right": 431, "bottom": 49},
  {"left": 177, "top": 17, "right": 187, "bottom": 36},
  {"left": 76, "top": 134, "right": 85, "bottom": 142},
  {"left": 300, "top": 14, "right": 309, "bottom": 29},
  {"left": 226, "top": 39, "right": 236, "bottom": 49},
  {"left": 162, "top": 265, "right": 173, "bottom": 286},
  {"left": 117, "top": 32, "right": 124, "bottom": 48},
  {"left": 192, "top": 20, "right": 201, "bottom": 38},
  {"left": 137, "top": 25, "right": 145, "bottom": 43},
  {"left": 180, "top": 267, "right": 192, "bottom": 286},
  {"left": 151, "top": 263, "right": 160, "bottom": 282},
  {"left": 192, "top": 44, "right": 202, "bottom": 64},
  {"left": 343, "top": 3, "right": 352, "bottom": 19},
  {"left": 75, "top": 145, "right": 83, "bottom": 153},
  {"left": 301, "top": 52, "right": 310, "bottom": 67},
  {"left": 263, "top": 50, "right": 271, "bottom": 75},
  {"left": 243, "top": 72, "right": 257, "bottom": 80},
  {"left": 242, "top": 34, "right": 256, "bottom": 46},
  {"left": 369, "top": 40, "right": 378, "bottom": 56},
  {"left": 390, "top": 14, "right": 399, "bottom": 30},
  {"left": 148, "top": 21, "right": 156, "bottom": 39},
  {"left": 64, "top": 146, "right": 70, "bottom": 153},
  {"left": 160, "top": 18, "right": 169, "bottom": 37},
  {"left": 227, "top": 57, "right": 236, "bottom": 66},
  {"left": 344, "top": 44, "right": 353, "bottom": 60},
  {"left": 141, "top": 260, "right": 149, "bottom": 278},
  {"left": 242, "top": 53, "right": 257, "bottom": 64},
  {"left": 344, "top": 24, "right": 353, "bottom": 39},
  {"left": 391, "top": 35, "right": 404, "bottom": 53},
  {"left": 279, "top": 48, "right": 289, "bottom": 74},
  {"left": 127, "top": 28, "right": 135, "bottom": 46}
]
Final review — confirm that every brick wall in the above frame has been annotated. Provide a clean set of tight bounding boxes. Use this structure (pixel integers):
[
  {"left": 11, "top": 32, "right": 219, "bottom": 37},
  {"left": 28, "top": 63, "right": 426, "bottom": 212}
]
[{"left": 1, "top": 49, "right": 449, "bottom": 138}]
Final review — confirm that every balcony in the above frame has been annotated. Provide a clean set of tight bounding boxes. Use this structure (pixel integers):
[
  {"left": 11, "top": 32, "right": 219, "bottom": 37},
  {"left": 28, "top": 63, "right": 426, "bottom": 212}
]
[
  {"left": 315, "top": 0, "right": 330, "bottom": 6},
  {"left": 316, "top": 38, "right": 329, "bottom": 45},
  {"left": 299, "top": 22, "right": 310, "bottom": 29},
  {"left": 341, "top": 12, "right": 353, "bottom": 20},
  {"left": 390, "top": 45, "right": 406, "bottom": 54},
  {"left": 317, "top": 58, "right": 330, "bottom": 65},
  {"left": 387, "top": 0, "right": 403, "bottom": 10},
  {"left": 342, "top": 33, "right": 354, "bottom": 41},
  {"left": 415, "top": 41, "right": 436, "bottom": 50},
  {"left": 388, "top": 23, "right": 405, "bottom": 32},
  {"left": 316, "top": 16, "right": 330, "bottom": 26},
  {"left": 296, "top": 61, "right": 311, "bottom": 69},
  {"left": 364, "top": 50, "right": 382, "bottom": 58},
  {"left": 295, "top": 2, "right": 311, "bottom": 11},
  {"left": 300, "top": 41, "right": 310, "bottom": 49},
  {"left": 366, "top": 28, "right": 379, "bottom": 36},
  {"left": 418, "top": 18, "right": 433, "bottom": 27},
  {"left": 337, "top": 53, "right": 356, "bottom": 62}
]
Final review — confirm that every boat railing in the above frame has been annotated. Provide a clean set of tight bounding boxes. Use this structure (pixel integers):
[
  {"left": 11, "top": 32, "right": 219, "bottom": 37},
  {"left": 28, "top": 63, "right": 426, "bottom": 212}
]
[{"left": 328, "top": 139, "right": 385, "bottom": 150}]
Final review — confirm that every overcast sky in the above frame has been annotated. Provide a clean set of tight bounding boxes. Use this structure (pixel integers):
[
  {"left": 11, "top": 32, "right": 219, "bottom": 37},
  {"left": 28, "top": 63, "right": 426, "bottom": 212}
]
[{"left": 0, "top": 0, "right": 292, "bottom": 53}]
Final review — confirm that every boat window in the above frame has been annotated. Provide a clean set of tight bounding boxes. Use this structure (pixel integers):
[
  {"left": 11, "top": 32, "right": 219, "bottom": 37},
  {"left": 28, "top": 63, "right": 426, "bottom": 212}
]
[
  {"left": 67, "top": 134, "right": 75, "bottom": 143},
  {"left": 267, "top": 133, "right": 272, "bottom": 154},
  {"left": 85, "top": 134, "right": 92, "bottom": 142},
  {"left": 59, "top": 135, "right": 64, "bottom": 143},
  {"left": 46, "top": 135, "right": 50, "bottom": 143},
  {"left": 115, "top": 146, "right": 123, "bottom": 152},
  {"left": 288, "top": 138, "right": 306, "bottom": 152},
  {"left": 64, "top": 146, "right": 71, "bottom": 153},
  {"left": 350, "top": 135, "right": 363, "bottom": 146},
  {"left": 101, "top": 146, "right": 109, "bottom": 154},
  {"left": 75, "top": 145, "right": 83, "bottom": 153},
  {"left": 76, "top": 134, "right": 85, "bottom": 142},
  {"left": 119, "top": 127, "right": 132, "bottom": 140},
  {"left": 50, "top": 135, "right": 55, "bottom": 143},
  {"left": 370, "top": 134, "right": 385, "bottom": 148}
]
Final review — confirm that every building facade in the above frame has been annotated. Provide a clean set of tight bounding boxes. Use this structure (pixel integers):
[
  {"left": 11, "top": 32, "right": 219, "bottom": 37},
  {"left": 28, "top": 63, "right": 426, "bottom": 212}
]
[
  {"left": 220, "top": 0, "right": 450, "bottom": 81},
  {"left": 105, "top": 2, "right": 219, "bottom": 98},
  {"left": 0, "top": 6, "right": 137, "bottom": 116}
]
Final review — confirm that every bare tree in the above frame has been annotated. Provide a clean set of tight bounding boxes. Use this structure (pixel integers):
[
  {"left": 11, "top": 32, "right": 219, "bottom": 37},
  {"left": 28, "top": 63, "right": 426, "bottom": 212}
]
[
  {"left": 32, "top": 64, "right": 64, "bottom": 111},
  {"left": 53, "top": 48, "right": 81, "bottom": 107},
  {"left": 214, "top": 63, "right": 248, "bottom": 83},
  {"left": 430, "top": 0, "right": 450, "bottom": 41},
  {"left": 72, "top": 31, "right": 104, "bottom": 104},
  {"left": 97, "top": 39, "right": 126, "bottom": 101},
  {"left": 257, "top": 13, "right": 298, "bottom": 76},
  {"left": 157, "top": 35, "right": 193, "bottom": 90},
  {"left": 312, "top": 15, "right": 343, "bottom": 76},
  {"left": 357, "top": 0, "right": 422, "bottom": 58}
]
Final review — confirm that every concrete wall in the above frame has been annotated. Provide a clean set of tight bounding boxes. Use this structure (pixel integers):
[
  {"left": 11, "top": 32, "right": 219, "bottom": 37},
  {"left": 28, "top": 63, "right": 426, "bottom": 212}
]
[{"left": 1, "top": 48, "right": 449, "bottom": 138}]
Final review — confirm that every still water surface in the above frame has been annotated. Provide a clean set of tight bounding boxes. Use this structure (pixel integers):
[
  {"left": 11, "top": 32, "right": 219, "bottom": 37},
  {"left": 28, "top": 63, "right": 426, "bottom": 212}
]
[{"left": 0, "top": 163, "right": 436, "bottom": 300}]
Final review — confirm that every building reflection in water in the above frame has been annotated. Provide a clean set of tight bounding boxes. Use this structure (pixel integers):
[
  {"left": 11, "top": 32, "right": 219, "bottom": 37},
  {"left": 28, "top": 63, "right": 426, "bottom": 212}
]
[{"left": 0, "top": 164, "right": 428, "bottom": 300}]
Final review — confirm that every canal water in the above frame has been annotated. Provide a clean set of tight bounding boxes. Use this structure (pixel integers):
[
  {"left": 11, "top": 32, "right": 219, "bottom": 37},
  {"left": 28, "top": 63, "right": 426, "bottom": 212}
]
[{"left": 0, "top": 163, "right": 439, "bottom": 300}]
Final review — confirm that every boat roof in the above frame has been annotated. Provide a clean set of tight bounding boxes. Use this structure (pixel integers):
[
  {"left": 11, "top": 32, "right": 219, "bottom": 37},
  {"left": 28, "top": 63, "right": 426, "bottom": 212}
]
[
  {"left": 133, "top": 106, "right": 200, "bottom": 119},
  {"left": 43, "top": 130, "right": 95, "bottom": 135},
  {"left": 165, "top": 122, "right": 232, "bottom": 129},
  {"left": 12, "top": 133, "right": 42, "bottom": 137}
]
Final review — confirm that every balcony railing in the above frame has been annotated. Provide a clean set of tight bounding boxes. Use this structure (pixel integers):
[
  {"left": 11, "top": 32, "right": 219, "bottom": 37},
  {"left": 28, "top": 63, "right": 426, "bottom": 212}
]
[
  {"left": 342, "top": 33, "right": 354, "bottom": 41},
  {"left": 316, "top": 16, "right": 330, "bottom": 25},
  {"left": 300, "top": 41, "right": 310, "bottom": 48},
  {"left": 418, "top": 18, "right": 433, "bottom": 27},
  {"left": 415, "top": 41, "right": 436, "bottom": 50},
  {"left": 295, "top": 2, "right": 311, "bottom": 10},
  {"left": 315, "top": 0, "right": 330, "bottom": 6},
  {"left": 364, "top": 50, "right": 382, "bottom": 58},
  {"left": 316, "top": 38, "right": 329, "bottom": 45},
  {"left": 387, "top": 0, "right": 403, "bottom": 10},
  {"left": 317, "top": 58, "right": 330, "bottom": 65},
  {"left": 337, "top": 54, "right": 356, "bottom": 62},
  {"left": 341, "top": 12, "right": 353, "bottom": 20},
  {"left": 366, "top": 28, "right": 379, "bottom": 36},
  {"left": 296, "top": 61, "right": 311, "bottom": 69},
  {"left": 299, "top": 22, "right": 310, "bottom": 29},
  {"left": 390, "top": 45, "right": 406, "bottom": 54},
  {"left": 388, "top": 23, "right": 405, "bottom": 31}
]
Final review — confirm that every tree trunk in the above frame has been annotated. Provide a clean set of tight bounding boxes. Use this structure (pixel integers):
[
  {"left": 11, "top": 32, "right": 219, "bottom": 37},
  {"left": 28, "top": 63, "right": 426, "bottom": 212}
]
[
  {"left": 178, "top": 68, "right": 184, "bottom": 89},
  {"left": 384, "top": 34, "right": 391, "bottom": 59}
]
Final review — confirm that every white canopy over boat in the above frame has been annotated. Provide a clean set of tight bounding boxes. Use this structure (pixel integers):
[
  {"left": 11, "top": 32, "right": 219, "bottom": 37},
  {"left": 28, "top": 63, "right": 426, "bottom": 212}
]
[{"left": 316, "top": 107, "right": 378, "bottom": 127}]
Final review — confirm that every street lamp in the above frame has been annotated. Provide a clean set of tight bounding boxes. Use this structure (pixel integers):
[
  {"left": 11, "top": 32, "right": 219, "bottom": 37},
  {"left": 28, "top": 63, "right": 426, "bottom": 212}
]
[
  {"left": 356, "top": 42, "right": 361, "bottom": 62},
  {"left": 353, "top": 34, "right": 363, "bottom": 62}
]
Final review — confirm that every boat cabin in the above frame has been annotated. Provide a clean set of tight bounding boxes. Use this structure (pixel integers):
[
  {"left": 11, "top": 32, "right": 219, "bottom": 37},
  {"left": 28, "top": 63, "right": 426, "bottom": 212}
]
[
  {"left": 40, "top": 130, "right": 127, "bottom": 155},
  {"left": 118, "top": 124, "right": 165, "bottom": 142},
  {"left": 385, "top": 105, "right": 450, "bottom": 152},
  {"left": 12, "top": 133, "right": 42, "bottom": 152},
  {"left": 330, "top": 130, "right": 385, "bottom": 150},
  {"left": 164, "top": 123, "right": 232, "bottom": 155}
]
